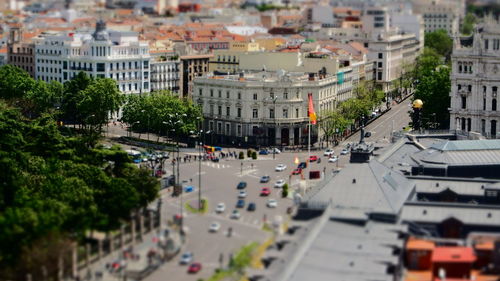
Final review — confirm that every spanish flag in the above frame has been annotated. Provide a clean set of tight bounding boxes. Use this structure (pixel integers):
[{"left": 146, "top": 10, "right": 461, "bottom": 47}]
[{"left": 308, "top": 93, "right": 317, "bottom": 125}]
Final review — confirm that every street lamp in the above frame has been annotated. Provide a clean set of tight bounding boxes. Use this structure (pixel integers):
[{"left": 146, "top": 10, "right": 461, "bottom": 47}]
[
  {"left": 132, "top": 121, "right": 140, "bottom": 138},
  {"left": 141, "top": 109, "right": 150, "bottom": 141},
  {"left": 189, "top": 116, "right": 203, "bottom": 212}
]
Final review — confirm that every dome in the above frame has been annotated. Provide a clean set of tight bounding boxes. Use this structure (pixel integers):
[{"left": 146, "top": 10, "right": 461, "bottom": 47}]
[{"left": 412, "top": 99, "right": 423, "bottom": 109}]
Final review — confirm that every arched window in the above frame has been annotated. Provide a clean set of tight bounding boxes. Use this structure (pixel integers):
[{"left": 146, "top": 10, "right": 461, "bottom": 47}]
[{"left": 492, "top": 99, "right": 497, "bottom": 111}]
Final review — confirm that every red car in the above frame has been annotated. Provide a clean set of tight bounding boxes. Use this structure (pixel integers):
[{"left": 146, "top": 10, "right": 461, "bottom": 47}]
[
  {"left": 292, "top": 168, "right": 302, "bottom": 175},
  {"left": 188, "top": 262, "right": 202, "bottom": 273},
  {"left": 260, "top": 187, "right": 271, "bottom": 196},
  {"left": 309, "top": 155, "right": 318, "bottom": 162}
]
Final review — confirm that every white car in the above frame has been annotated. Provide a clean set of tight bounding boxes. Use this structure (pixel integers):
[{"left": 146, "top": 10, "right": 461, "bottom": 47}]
[
  {"left": 230, "top": 210, "right": 241, "bottom": 219},
  {"left": 209, "top": 222, "right": 221, "bottom": 232},
  {"left": 275, "top": 164, "right": 287, "bottom": 172},
  {"left": 215, "top": 202, "right": 225, "bottom": 213},
  {"left": 328, "top": 156, "right": 339, "bottom": 163},
  {"left": 274, "top": 179, "right": 286, "bottom": 188},
  {"left": 323, "top": 148, "right": 334, "bottom": 156},
  {"left": 267, "top": 199, "right": 278, "bottom": 208},
  {"left": 238, "top": 190, "right": 247, "bottom": 198},
  {"left": 340, "top": 148, "right": 349, "bottom": 155}
]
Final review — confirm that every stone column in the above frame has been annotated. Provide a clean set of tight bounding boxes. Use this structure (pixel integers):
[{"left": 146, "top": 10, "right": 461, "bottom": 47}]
[
  {"left": 71, "top": 242, "right": 78, "bottom": 279},
  {"left": 131, "top": 213, "right": 136, "bottom": 245}
]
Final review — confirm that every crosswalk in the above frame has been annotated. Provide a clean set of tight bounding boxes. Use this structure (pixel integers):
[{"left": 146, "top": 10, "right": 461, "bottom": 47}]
[
  {"left": 202, "top": 162, "right": 232, "bottom": 169},
  {"left": 206, "top": 211, "right": 263, "bottom": 228}
]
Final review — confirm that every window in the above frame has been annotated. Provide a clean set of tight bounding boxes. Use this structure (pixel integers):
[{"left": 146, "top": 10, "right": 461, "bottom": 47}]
[
  {"left": 226, "top": 91, "right": 230, "bottom": 98},
  {"left": 378, "top": 53, "right": 383, "bottom": 59},
  {"left": 226, "top": 107, "right": 230, "bottom": 116},
  {"left": 209, "top": 121, "right": 214, "bottom": 131},
  {"left": 218, "top": 90, "right": 222, "bottom": 98},
  {"left": 482, "top": 119, "right": 486, "bottom": 133},
  {"left": 493, "top": 99, "right": 497, "bottom": 111},
  {"left": 458, "top": 62, "right": 462, "bottom": 73},
  {"left": 483, "top": 86, "right": 487, "bottom": 94},
  {"left": 468, "top": 85, "right": 472, "bottom": 92},
  {"left": 226, "top": 124, "right": 230, "bottom": 134},
  {"left": 484, "top": 98, "right": 487, "bottom": 110},
  {"left": 253, "top": 109, "right": 258, "bottom": 118},
  {"left": 461, "top": 96, "right": 467, "bottom": 109},
  {"left": 217, "top": 122, "right": 222, "bottom": 133},
  {"left": 270, "top": 92, "right": 274, "bottom": 98},
  {"left": 283, "top": 108, "right": 288, "bottom": 118},
  {"left": 458, "top": 84, "right": 461, "bottom": 91},
  {"left": 378, "top": 62, "right": 383, "bottom": 68},
  {"left": 143, "top": 61, "right": 149, "bottom": 69},
  {"left": 253, "top": 93, "right": 258, "bottom": 100},
  {"left": 238, "top": 92, "right": 241, "bottom": 99},
  {"left": 237, "top": 107, "right": 241, "bottom": 118},
  {"left": 210, "top": 105, "right": 214, "bottom": 115},
  {"left": 210, "top": 89, "right": 213, "bottom": 97},
  {"left": 296, "top": 108, "right": 299, "bottom": 118},
  {"left": 237, "top": 125, "right": 241, "bottom": 136},
  {"left": 199, "top": 88, "right": 203, "bottom": 96},
  {"left": 377, "top": 71, "right": 382, "bottom": 80},
  {"left": 485, "top": 39, "right": 489, "bottom": 50},
  {"left": 296, "top": 91, "right": 300, "bottom": 98},
  {"left": 493, "top": 86, "right": 498, "bottom": 96},
  {"left": 218, "top": 106, "right": 222, "bottom": 115},
  {"left": 284, "top": 92, "right": 288, "bottom": 99},
  {"left": 269, "top": 108, "right": 275, "bottom": 118}
]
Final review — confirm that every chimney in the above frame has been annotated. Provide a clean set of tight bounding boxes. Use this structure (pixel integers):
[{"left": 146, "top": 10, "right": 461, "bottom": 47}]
[
  {"left": 308, "top": 73, "right": 315, "bottom": 81},
  {"left": 239, "top": 72, "right": 245, "bottom": 81}
]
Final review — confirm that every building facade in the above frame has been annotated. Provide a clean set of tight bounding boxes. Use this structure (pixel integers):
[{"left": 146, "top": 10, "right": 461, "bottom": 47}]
[
  {"left": 412, "top": 0, "right": 462, "bottom": 35},
  {"left": 150, "top": 52, "right": 180, "bottom": 93},
  {"left": 193, "top": 67, "right": 358, "bottom": 147},
  {"left": 7, "top": 27, "right": 35, "bottom": 77},
  {"left": 179, "top": 54, "right": 212, "bottom": 97},
  {"left": 449, "top": 22, "right": 500, "bottom": 138},
  {"left": 33, "top": 21, "right": 151, "bottom": 94}
]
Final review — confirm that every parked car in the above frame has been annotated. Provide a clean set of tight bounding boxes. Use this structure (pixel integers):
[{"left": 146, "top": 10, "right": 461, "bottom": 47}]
[
  {"left": 275, "top": 164, "right": 287, "bottom": 172},
  {"left": 260, "top": 175, "right": 270, "bottom": 183},
  {"left": 209, "top": 222, "right": 221, "bottom": 233},
  {"left": 215, "top": 203, "right": 225, "bottom": 213},
  {"left": 328, "top": 156, "right": 339, "bottom": 163},
  {"left": 298, "top": 162, "right": 307, "bottom": 169},
  {"left": 236, "top": 199, "right": 245, "bottom": 208},
  {"left": 309, "top": 155, "right": 318, "bottom": 162},
  {"left": 364, "top": 131, "right": 372, "bottom": 137},
  {"left": 237, "top": 181, "right": 247, "bottom": 189},
  {"left": 179, "top": 252, "right": 193, "bottom": 265},
  {"left": 267, "top": 199, "right": 278, "bottom": 208},
  {"left": 247, "top": 202, "right": 256, "bottom": 211},
  {"left": 238, "top": 191, "right": 247, "bottom": 198},
  {"left": 340, "top": 148, "right": 349, "bottom": 155},
  {"left": 188, "top": 262, "right": 202, "bottom": 273},
  {"left": 323, "top": 148, "right": 334, "bottom": 156},
  {"left": 259, "top": 149, "right": 269, "bottom": 155},
  {"left": 274, "top": 179, "right": 286, "bottom": 188},
  {"left": 292, "top": 168, "right": 302, "bottom": 175},
  {"left": 271, "top": 148, "right": 281, "bottom": 154},
  {"left": 230, "top": 209, "right": 241, "bottom": 219},
  {"left": 260, "top": 187, "right": 271, "bottom": 196}
]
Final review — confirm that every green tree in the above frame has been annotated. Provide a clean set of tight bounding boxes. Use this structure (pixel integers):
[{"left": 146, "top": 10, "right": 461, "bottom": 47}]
[
  {"left": 61, "top": 71, "right": 93, "bottom": 124},
  {"left": 461, "top": 12, "right": 476, "bottom": 35},
  {"left": 424, "top": 29, "right": 453, "bottom": 61},
  {"left": 319, "top": 110, "right": 351, "bottom": 145}
]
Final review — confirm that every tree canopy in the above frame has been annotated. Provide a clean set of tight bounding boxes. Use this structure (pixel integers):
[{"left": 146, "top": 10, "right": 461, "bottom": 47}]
[{"left": 424, "top": 29, "right": 453, "bottom": 61}]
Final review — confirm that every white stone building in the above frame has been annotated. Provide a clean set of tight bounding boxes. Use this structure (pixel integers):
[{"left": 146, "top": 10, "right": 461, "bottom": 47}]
[
  {"left": 150, "top": 52, "right": 180, "bottom": 93},
  {"left": 34, "top": 21, "right": 151, "bottom": 94},
  {"left": 412, "top": 0, "right": 463, "bottom": 35},
  {"left": 192, "top": 60, "right": 371, "bottom": 146},
  {"left": 449, "top": 22, "right": 500, "bottom": 138}
]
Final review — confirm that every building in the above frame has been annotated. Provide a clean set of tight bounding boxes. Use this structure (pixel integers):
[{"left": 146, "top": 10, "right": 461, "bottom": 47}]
[
  {"left": 412, "top": 0, "right": 462, "bottom": 35},
  {"left": 7, "top": 26, "right": 35, "bottom": 77},
  {"left": 449, "top": 21, "right": 500, "bottom": 138},
  {"left": 33, "top": 20, "right": 151, "bottom": 94},
  {"left": 150, "top": 51, "right": 180, "bottom": 93},
  {"left": 193, "top": 59, "right": 365, "bottom": 146},
  {"left": 209, "top": 41, "right": 261, "bottom": 73},
  {"left": 179, "top": 54, "right": 212, "bottom": 97}
]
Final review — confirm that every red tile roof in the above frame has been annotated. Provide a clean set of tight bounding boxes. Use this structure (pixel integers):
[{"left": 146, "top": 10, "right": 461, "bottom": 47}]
[{"left": 432, "top": 247, "right": 476, "bottom": 263}]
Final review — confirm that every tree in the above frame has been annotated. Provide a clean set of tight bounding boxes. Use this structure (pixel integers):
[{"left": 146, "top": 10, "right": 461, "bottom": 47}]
[
  {"left": 319, "top": 110, "right": 351, "bottom": 145},
  {"left": 461, "top": 12, "right": 476, "bottom": 35},
  {"left": 424, "top": 29, "right": 453, "bottom": 61},
  {"left": 413, "top": 65, "right": 451, "bottom": 129},
  {"left": 61, "top": 72, "right": 93, "bottom": 124}
]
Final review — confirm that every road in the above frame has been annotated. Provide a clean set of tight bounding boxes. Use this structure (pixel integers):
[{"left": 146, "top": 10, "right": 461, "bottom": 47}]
[{"left": 98, "top": 99, "right": 412, "bottom": 281}]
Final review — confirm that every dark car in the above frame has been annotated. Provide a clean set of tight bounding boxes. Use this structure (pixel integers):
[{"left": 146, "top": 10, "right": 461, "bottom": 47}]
[
  {"left": 260, "top": 175, "right": 270, "bottom": 183},
  {"left": 236, "top": 199, "right": 245, "bottom": 208},
  {"left": 237, "top": 181, "right": 247, "bottom": 189},
  {"left": 259, "top": 149, "right": 269, "bottom": 155},
  {"left": 298, "top": 162, "right": 307, "bottom": 169},
  {"left": 364, "top": 131, "right": 372, "bottom": 137},
  {"left": 247, "top": 202, "right": 256, "bottom": 211}
]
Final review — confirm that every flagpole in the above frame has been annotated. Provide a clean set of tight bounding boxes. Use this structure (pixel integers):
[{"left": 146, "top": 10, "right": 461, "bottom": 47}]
[{"left": 307, "top": 118, "right": 311, "bottom": 192}]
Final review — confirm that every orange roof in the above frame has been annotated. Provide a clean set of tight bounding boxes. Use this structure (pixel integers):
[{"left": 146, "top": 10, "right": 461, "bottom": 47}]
[
  {"left": 432, "top": 247, "right": 476, "bottom": 263},
  {"left": 349, "top": 41, "right": 369, "bottom": 54},
  {"left": 474, "top": 241, "right": 494, "bottom": 251},
  {"left": 406, "top": 238, "right": 435, "bottom": 251},
  {"left": 115, "top": 9, "right": 134, "bottom": 16},
  {"left": 0, "top": 47, "right": 7, "bottom": 54}
]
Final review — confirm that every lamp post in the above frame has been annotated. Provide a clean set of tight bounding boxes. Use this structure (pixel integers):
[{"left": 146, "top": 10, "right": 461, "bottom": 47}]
[
  {"left": 189, "top": 116, "right": 203, "bottom": 212},
  {"left": 412, "top": 99, "right": 423, "bottom": 132},
  {"left": 141, "top": 109, "right": 150, "bottom": 141},
  {"left": 132, "top": 121, "right": 140, "bottom": 139}
]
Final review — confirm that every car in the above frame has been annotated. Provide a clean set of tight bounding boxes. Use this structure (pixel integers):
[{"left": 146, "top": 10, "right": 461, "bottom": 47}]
[
  {"left": 260, "top": 187, "right": 271, "bottom": 196},
  {"left": 209, "top": 222, "right": 221, "bottom": 233},
  {"left": 340, "top": 148, "right": 349, "bottom": 155},
  {"left": 271, "top": 148, "right": 281, "bottom": 154},
  {"left": 298, "top": 162, "right": 307, "bottom": 169},
  {"left": 259, "top": 149, "right": 269, "bottom": 155},
  {"left": 179, "top": 252, "right": 193, "bottom": 265},
  {"left": 236, "top": 199, "right": 245, "bottom": 208},
  {"left": 364, "top": 131, "right": 372, "bottom": 137},
  {"left": 323, "top": 148, "right": 334, "bottom": 156},
  {"left": 237, "top": 181, "right": 247, "bottom": 189},
  {"left": 275, "top": 164, "right": 287, "bottom": 172},
  {"left": 188, "top": 262, "right": 202, "bottom": 273},
  {"left": 238, "top": 190, "right": 247, "bottom": 198},
  {"left": 267, "top": 199, "right": 278, "bottom": 208},
  {"left": 247, "top": 202, "right": 256, "bottom": 211},
  {"left": 309, "top": 155, "right": 318, "bottom": 162},
  {"left": 215, "top": 202, "right": 225, "bottom": 213},
  {"left": 328, "top": 156, "right": 339, "bottom": 163},
  {"left": 260, "top": 175, "right": 270, "bottom": 183},
  {"left": 292, "top": 168, "right": 302, "bottom": 175},
  {"left": 230, "top": 209, "right": 241, "bottom": 219},
  {"left": 274, "top": 179, "right": 286, "bottom": 188}
]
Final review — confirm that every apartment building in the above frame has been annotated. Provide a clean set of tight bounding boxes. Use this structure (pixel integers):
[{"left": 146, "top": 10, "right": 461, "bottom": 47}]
[
  {"left": 449, "top": 21, "right": 500, "bottom": 138},
  {"left": 33, "top": 20, "right": 151, "bottom": 94},
  {"left": 7, "top": 26, "right": 35, "bottom": 77},
  {"left": 179, "top": 54, "right": 212, "bottom": 97},
  {"left": 412, "top": 0, "right": 463, "bottom": 35},
  {"left": 150, "top": 51, "right": 180, "bottom": 93}
]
